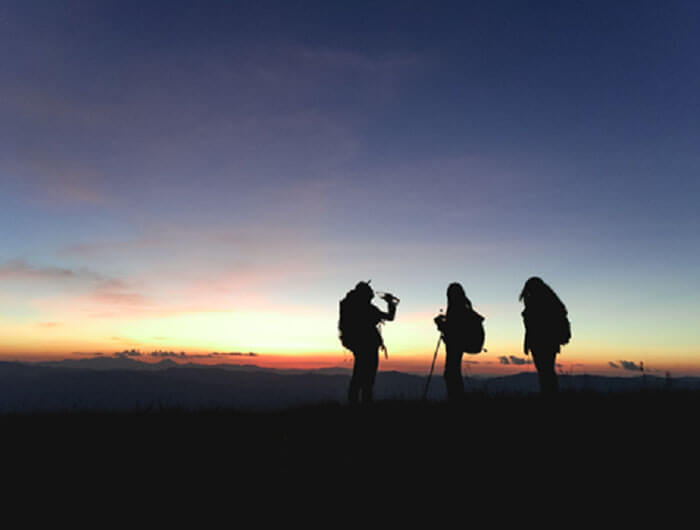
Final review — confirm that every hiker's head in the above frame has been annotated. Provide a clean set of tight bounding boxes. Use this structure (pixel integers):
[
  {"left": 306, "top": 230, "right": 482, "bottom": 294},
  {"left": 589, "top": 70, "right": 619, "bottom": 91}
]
[
  {"left": 446, "top": 282, "right": 472, "bottom": 310},
  {"left": 519, "top": 276, "right": 544, "bottom": 303},
  {"left": 354, "top": 281, "right": 374, "bottom": 303},
  {"left": 447, "top": 282, "right": 466, "bottom": 304},
  {"left": 520, "top": 277, "right": 565, "bottom": 311}
]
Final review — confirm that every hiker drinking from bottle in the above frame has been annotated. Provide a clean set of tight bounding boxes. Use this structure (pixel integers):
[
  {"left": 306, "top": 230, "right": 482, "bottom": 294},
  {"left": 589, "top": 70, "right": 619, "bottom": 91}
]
[
  {"left": 338, "top": 281, "right": 398, "bottom": 404},
  {"left": 433, "top": 283, "right": 485, "bottom": 402},
  {"left": 519, "top": 277, "right": 571, "bottom": 395}
]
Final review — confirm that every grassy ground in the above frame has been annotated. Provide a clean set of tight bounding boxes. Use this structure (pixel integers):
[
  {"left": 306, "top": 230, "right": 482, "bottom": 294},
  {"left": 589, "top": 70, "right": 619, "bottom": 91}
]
[{"left": 3, "top": 390, "right": 697, "bottom": 492}]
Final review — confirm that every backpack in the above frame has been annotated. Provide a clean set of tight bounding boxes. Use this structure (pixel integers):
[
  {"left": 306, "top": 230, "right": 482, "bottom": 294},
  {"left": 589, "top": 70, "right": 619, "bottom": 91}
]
[
  {"left": 338, "top": 290, "right": 386, "bottom": 353},
  {"left": 463, "top": 309, "right": 485, "bottom": 354},
  {"left": 338, "top": 291, "right": 355, "bottom": 350}
]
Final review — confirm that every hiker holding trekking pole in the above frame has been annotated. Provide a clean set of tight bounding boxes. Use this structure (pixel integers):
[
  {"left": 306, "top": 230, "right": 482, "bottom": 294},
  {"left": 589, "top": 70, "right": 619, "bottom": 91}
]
[
  {"left": 431, "top": 283, "right": 485, "bottom": 402},
  {"left": 338, "top": 281, "right": 398, "bottom": 404}
]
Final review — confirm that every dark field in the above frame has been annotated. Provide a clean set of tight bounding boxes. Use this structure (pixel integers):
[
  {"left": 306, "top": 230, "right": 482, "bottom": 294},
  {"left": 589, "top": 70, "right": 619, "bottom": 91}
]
[{"left": 3, "top": 391, "right": 697, "bottom": 489}]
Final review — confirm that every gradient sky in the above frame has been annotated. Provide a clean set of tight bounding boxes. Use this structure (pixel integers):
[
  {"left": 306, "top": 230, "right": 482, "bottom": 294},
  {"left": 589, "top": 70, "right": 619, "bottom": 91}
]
[{"left": 1, "top": 1, "right": 699, "bottom": 375}]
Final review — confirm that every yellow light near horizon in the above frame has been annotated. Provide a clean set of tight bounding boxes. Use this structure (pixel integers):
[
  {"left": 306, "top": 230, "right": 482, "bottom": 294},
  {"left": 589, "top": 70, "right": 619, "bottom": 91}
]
[
  {"left": 119, "top": 310, "right": 341, "bottom": 354},
  {"left": 1, "top": 305, "right": 699, "bottom": 375}
]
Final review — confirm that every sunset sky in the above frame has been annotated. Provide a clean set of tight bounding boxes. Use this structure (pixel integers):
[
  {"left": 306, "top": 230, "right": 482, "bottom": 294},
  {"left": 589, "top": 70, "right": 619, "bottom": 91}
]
[{"left": 1, "top": 1, "right": 699, "bottom": 375}]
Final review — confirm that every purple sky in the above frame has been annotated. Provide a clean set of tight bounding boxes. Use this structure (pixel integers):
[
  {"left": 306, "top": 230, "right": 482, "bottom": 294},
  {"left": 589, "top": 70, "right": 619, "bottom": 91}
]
[{"left": 1, "top": 1, "right": 699, "bottom": 373}]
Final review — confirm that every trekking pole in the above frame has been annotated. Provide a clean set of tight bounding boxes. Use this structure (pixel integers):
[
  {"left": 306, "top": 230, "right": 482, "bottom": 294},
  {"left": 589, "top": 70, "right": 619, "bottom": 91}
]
[{"left": 422, "top": 334, "right": 443, "bottom": 401}]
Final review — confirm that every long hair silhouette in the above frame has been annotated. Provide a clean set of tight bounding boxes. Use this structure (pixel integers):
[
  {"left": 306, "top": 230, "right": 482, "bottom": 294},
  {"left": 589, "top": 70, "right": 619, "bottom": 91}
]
[
  {"left": 519, "top": 276, "right": 569, "bottom": 394},
  {"left": 437, "top": 282, "right": 483, "bottom": 402},
  {"left": 446, "top": 282, "right": 472, "bottom": 314},
  {"left": 519, "top": 277, "right": 567, "bottom": 314}
]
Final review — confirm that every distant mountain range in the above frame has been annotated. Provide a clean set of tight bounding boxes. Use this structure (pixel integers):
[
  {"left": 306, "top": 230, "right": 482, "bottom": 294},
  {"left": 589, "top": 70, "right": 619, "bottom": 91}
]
[
  {"left": 35, "top": 356, "right": 353, "bottom": 375},
  {"left": 1, "top": 358, "right": 698, "bottom": 413}
]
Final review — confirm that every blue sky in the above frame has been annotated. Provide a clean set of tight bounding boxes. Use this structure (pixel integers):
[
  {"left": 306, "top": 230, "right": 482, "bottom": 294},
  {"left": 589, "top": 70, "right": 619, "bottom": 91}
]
[{"left": 1, "top": 1, "right": 699, "bottom": 373}]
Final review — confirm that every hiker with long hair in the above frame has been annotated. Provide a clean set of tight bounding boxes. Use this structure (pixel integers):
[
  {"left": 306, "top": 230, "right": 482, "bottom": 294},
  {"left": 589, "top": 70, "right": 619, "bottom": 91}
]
[
  {"left": 519, "top": 277, "right": 571, "bottom": 394},
  {"left": 338, "top": 281, "right": 398, "bottom": 404},
  {"left": 434, "top": 283, "right": 484, "bottom": 402}
]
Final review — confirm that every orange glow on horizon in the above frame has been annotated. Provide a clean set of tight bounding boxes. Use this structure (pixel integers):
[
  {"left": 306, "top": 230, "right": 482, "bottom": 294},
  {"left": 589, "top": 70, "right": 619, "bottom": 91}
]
[
  {"left": 1, "top": 308, "right": 698, "bottom": 375},
  {"left": 3, "top": 346, "right": 699, "bottom": 377}
]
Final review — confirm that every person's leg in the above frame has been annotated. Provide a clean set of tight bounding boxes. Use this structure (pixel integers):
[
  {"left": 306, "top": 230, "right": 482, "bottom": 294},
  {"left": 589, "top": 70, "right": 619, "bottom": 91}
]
[
  {"left": 348, "top": 352, "right": 361, "bottom": 404},
  {"left": 533, "top": 349, "right": 558, "bottom": 394},
  {"left": 443, "top": 344, "right": 464, "bottom": 401},
  {"left": 360, "top": 349, "right": 379, "bottom": 403}
]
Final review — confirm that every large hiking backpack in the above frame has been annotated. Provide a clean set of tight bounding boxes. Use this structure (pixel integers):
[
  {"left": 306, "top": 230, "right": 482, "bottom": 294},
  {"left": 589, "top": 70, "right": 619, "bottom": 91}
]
[
  {"left": 463, "top": 309, "right": 485, "bottom": 354},
  {"left": 338, "top": 289, "right": 385, "bottom": 352},
  {"left": 338, "top": 291, "right": 356, "bottom": 350}
]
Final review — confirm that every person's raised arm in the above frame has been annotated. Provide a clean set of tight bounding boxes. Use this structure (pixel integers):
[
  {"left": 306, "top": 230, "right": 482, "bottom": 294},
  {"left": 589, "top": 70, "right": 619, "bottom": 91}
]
[{"left": 376, "top": 298, "right": 397, "bottom": 321}]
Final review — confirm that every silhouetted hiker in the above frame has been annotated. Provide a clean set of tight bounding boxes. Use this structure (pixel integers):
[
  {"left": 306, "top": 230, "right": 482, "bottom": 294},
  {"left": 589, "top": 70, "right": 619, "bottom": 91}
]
[
  {"left": 433, "top": 283, "right": 485, "bottom": 401},
  {"left": 339, "top": 281, "right": 398, "bottom": 404},
  {"left": 519, "top": 277, "right": 571, "bottom": 394}
]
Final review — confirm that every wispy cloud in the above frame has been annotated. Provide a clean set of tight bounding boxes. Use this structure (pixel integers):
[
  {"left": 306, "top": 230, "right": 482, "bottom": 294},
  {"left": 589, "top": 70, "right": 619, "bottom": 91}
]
[
  {"left": 609, "top": 360, "right": 644, "bottom": 372},
  {"left": 157, "top": 351, "right": 258, "bottom": 359},
  {"left": 0, "top": 260, "right": 145, "bottom": 298},
  {"left": 115, "top": 349, "right": 142, "bottom": 358},
  {"left": 498, "top": 355, "right": 533, "bottom": 366},
  {"left": 0, "top": 259, "right": 102, "bottom": 282},
  {"left": 59, "top": 237, "right": 158, "bottom": 257},
  {"left": 2, "top": 259, "right": 155, "bottom": 317},
  {"left": 117, "top": 350, "right": 259, "bottom": 359},
  {"left": 90, "top": 279, "right": 151, "bottom": 308}
]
